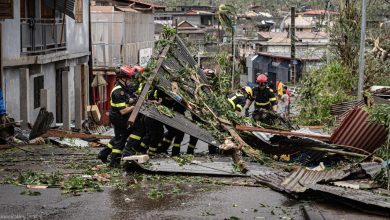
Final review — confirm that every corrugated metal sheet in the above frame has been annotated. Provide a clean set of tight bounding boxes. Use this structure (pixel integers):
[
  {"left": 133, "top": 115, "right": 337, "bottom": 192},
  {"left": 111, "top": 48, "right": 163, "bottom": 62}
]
[
  {"left": 139, "top": 104, "right": 219, "bottom": 146},
  {"left": 252, "top": 171, "right": 289, "bottom": 192},
  {"left": 330, "top": 108, "right": 388, "bottom": 153},
  {"left": 309, "top": 184, "right": 390, "bottom": 212},
  {"left": 280, "top": 167, "right": 350, "bottom": 192},
  {"left": 44, "top": 0, "right": 75, "bottom": 19},
  {"left": 359, "top": 162, "right": 383, "bottom": 178},
  {"left": 330, "top": 100, "right": 365, "bottom": 115}
]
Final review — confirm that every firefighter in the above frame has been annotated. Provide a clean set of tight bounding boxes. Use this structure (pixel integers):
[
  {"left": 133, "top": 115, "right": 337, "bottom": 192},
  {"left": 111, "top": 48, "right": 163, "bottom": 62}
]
[
  {"left": 122, "top": 82, "right": 148, "bottom": 156},
  {"left": 97, "top": 65, "right": 141, "bottom": 167},
  {"left": 244, "top": 73, "right": 277, "bottom": 118},
  {"left": 227, "top": 86, "right": 253, "bottom": 114}
]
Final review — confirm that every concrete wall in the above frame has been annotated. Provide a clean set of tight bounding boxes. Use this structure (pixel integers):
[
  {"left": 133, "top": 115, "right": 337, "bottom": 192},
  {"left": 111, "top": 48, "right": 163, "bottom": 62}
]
[
  {"left": 0, "top": 0, "right": 21, "bottom": 59},
  {"left": 265, "top": 45, "right": 327, "bottom": 60},
  {"left": 3, "top": 69, "right": 21, "bottom": 120}
]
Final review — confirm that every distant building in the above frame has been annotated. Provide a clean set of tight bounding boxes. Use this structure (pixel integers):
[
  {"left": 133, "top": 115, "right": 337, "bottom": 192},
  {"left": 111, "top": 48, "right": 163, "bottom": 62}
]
[
  {"left": 1, "top": 0, "right": 90, "bottom": 130},
  {"left": 90, "top": 2, "right": 155, "bottom": 123},
  {"left": 241, "top": 31, "right": 329, "bottom": 84},
  {"left": 284, "top": 15, "right": 316, "bottom": 32}
]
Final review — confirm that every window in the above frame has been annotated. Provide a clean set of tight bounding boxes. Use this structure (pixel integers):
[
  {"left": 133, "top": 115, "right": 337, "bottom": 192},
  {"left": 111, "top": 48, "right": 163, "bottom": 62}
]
[
  {"left": 34, "top": 76, "right": 44, "bottom": 109},
  {"left": 20, "top": 0, "right": 36, "bottom": 18},
  {"left": 41, "top": 0, "right": 55, "bottom": 18},
  {"left": 0, "top": 0, "right": 13, "bottom": 19}
]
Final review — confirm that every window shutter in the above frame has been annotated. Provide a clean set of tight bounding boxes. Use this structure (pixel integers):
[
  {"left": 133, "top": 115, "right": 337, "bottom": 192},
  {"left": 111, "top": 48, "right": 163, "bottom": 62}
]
[
  {"left": 0, "top": 0, "right": 13, "bottom": 19},
  {"left": 75, "top": 0, "right": 83, "bottom": 23}
]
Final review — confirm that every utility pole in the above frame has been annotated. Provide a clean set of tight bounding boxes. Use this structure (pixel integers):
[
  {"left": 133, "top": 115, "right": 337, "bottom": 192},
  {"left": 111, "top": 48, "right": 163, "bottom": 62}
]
[
  {"left": 231, "top": 27, "right": 235, "bottom": 89},
  {"left": 357, "top": 0, "right": 367, "bottom": 101},
  {"left": 290, "top": 7, "right": 296, "bottom": 85}
]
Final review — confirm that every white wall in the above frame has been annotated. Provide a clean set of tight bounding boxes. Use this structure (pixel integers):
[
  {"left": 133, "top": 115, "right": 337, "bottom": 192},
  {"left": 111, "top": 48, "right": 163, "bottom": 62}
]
[
  {"left": 4, "top": 68, "right": 21, "bottom": 120},
  {"left": 1, "top": 0, "right": 21, "bottom": 59}
]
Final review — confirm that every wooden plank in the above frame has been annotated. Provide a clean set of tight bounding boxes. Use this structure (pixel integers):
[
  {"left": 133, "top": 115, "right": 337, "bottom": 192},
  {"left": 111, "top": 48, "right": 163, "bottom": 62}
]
[
  {"left": 235, "top": 125, "right": 331, "bottom": 142},
  {"left": 41, "top": 129, "right": 112, "bottom": 139},
  {"left": 128, "top": 36, "right": 174, "bottom": 124}
]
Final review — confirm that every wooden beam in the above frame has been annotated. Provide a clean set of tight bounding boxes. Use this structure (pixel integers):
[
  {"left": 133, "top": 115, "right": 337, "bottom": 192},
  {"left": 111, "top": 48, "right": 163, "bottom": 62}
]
[
  {"left": 235, "top": 125, "right": 331, "bottom": 142},
  {"left": 128, "top": 36, "right": 174, "bottom": 124},
  {"left": 41, "top": 129, "right": 112, "bottom": 139}
]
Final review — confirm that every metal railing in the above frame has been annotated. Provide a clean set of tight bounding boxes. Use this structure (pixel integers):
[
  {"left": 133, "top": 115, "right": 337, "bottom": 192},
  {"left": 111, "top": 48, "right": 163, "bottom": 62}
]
[{"left": 20, "top": 18, "right": 67, "bottom": 55}]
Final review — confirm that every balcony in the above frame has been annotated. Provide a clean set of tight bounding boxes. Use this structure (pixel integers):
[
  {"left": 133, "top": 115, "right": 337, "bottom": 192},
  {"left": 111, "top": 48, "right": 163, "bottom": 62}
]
[{"left": 20, "top": 18, "right": 67, "bottom": 55}]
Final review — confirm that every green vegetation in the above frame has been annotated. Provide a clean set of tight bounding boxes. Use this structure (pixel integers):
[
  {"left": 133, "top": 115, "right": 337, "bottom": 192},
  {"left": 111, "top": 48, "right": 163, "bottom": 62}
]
[{"left": 297, "top": 62, "right": 356, "bottom": 126}]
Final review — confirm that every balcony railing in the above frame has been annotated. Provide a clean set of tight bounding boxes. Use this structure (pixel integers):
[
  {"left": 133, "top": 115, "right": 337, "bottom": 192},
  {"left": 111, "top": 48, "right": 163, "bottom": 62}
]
[{"left": 21, "top": 18, "right": 67, "bottom": 55}]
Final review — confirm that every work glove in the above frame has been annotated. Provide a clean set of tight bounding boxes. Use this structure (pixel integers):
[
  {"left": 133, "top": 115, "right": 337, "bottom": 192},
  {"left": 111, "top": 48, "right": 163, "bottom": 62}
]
[{"left": 245, "top": 109, "right": 249, "bottom": 117}]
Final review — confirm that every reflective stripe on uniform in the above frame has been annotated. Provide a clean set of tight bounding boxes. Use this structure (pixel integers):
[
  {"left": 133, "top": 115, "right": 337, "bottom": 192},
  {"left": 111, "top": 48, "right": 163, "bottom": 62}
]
[
  {"left": 154, "top": 90, "right": 158, "bottom": 99},
  {"left": 107, "top": 143, "right": 113, "bottom": 149},
  {"left": 163, "top": 138, "right": 172, "bottom": 143},
  {"left": 110, "top": 85, "right": 129, "bottom": 108},
  {"left": 149, "top": 147, "right": 157, "bottom": 152},
  {"left": 110, "top": 85, "right": 122, "bottom": 96},
  {"left": 173, "top": 143, "right": 180, "bottom": 148},
  {"left": 228, "top": 98, "right": 236, "bottom": 110},
  {"left": 140, "top": 142, "right": 147, "bottom": 148},
  {"left": 236, "top": 104, "right": 243, "bottom": 111},
  {"left": 269, "top": 97, "right": 277, "bottom": 102},
  {"left": 110, "top": 101, "right": 128, "bottom": 108},
  {"left": 255, "top": 101, "right": 270, "bottom": 106},
  {"left": 188, "top": 144, "right": 195, "bottom": 149},
  {"left": 137, "top": 83, "right": 143, "bottom": 94},
  {"left": 112, "top": 149, "right": 122, "bottom": 153},
  {"left": 129, "top": 134, "right": 141, "bottom": 140}
]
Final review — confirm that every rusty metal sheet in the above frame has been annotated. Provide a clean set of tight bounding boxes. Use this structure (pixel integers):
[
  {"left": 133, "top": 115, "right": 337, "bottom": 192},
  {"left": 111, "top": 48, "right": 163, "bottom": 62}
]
[
  {"left": 330, "top": 108, "right": 388, "bottom": 153},
  {"left": 280, "top": 167, "right": 350, "bottom": 193},
  {"left": 330, "top": 100, "right": 364, "bottom": 115}
]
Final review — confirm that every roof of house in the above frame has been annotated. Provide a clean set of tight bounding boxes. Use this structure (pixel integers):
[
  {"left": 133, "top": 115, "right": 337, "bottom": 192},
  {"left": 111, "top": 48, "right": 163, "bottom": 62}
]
[
  {"left": 303, "top": 10, "right": 338, "bottom": 15},
  {"left": 90, "top": 5, "right": 140, "bottom": 13},
  {"left": 115, "top": 6, "right": 140, "bottom": 13},
  {"left": 185, "top": 10, "right": 214, "bottom": 16},
  {"left": 257, "top": 51, "right": 323, "bottom": 61},
  {"left": 124, "top": 0, "right": 165, "bottom": 9},
  {"left": 177, "top": 20, "right": 198, "bottom": 29},
  {"left": 257, "top": 31, "right": 328, "bottom": 40},
  {"left": 178, "top": 29, "right": 206, "bottom": 34}
]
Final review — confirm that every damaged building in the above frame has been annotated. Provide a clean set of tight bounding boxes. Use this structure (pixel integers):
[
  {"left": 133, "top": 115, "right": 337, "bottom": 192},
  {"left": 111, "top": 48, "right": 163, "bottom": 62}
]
[{"left": 0, "top": 0, "right": 90, "bottom": 130}]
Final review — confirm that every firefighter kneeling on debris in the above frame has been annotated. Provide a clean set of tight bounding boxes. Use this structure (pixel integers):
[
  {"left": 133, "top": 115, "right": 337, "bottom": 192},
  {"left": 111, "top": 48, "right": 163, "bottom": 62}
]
[
  {"left": 244, "top": 73, "right": 277, "bottom": 119},
  {"left": 228, "top": 86, "right": 253, "bottom": 115},
  {"left": 97, "top": 65, "right": 144, "bottom": 167}
]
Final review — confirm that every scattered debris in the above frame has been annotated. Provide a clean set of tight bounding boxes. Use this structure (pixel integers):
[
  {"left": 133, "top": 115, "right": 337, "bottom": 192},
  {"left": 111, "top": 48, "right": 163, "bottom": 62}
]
[
  {"left": 29, "top": 108, "right": 54, "bottom": 140},
  {"left": 122, "top": 155, "right": 150, "bottom": 164}
]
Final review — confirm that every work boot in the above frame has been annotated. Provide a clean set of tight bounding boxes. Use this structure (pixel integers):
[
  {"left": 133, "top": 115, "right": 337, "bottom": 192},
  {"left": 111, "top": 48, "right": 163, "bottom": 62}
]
[
  {"left": 171, "top": 144, "right": 181, "bottom": 157},
  {"left": 186, "top": 143, "right": 195, "bottom": 155},
  {"left": 97, "top": 147, "right": 112, "bottom": 163},
  {"left": 109, "top": 153, "right": 121, "bottom": 168},
  {"left": 208, "top": 145, "right": 218, "bottom": 155}
]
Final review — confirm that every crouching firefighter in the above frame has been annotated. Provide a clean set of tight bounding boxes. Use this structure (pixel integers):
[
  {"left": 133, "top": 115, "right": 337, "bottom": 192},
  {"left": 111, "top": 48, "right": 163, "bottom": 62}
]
[
  {"left": 97, "top": 65, "right": 142, "bottom": 167},
  {"left": 244, "top": 73, "right": 277, "bottom": 120},
  {"left": 228, "top": 86, "right": 253, "bottom": 115}
]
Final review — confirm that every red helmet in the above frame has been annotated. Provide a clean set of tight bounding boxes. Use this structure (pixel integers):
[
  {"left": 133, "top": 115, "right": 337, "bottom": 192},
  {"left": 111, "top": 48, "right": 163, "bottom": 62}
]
[
  {"left": 118, "top": 65, "right": 136, "bottom": 78},
  {"left": 132, "top": 65, "right": 145, "bottom": 74},
  {"left": 256, "top": 74, "right": 268, "bottom": 83}
]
